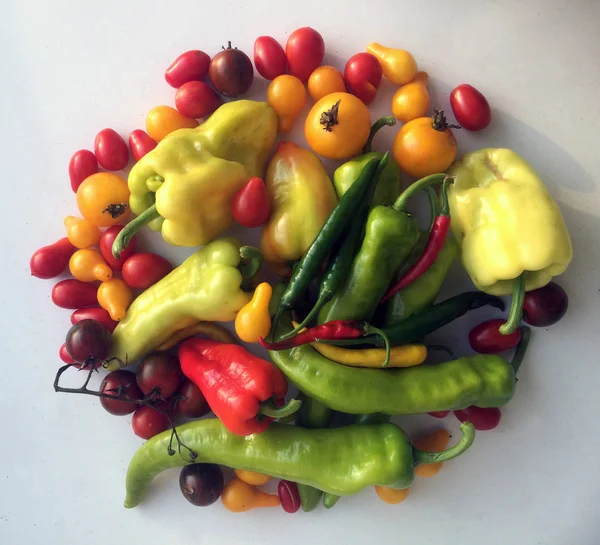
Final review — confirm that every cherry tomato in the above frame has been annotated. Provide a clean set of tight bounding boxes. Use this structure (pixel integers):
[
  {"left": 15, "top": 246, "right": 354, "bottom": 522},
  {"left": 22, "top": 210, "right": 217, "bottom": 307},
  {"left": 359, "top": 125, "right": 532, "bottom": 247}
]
[
  {"left": 285, "top": 27, "right": 325, "bottom": 82},
  {"left": 121, "top": 252, "right": 173, "bottom": 290},
  {"left": 254, "top": 36, "right": 287, "bottom": 80},
  {"left": 129, "top": 130, "right": 157, "bottom": 162},
  {"left": 71, "top": 306, "right": 118, "bottom": 332},
  {"left": 100, "top": 370, "right": 142, "bottom": 416},
  {"left": 278, "top": 480, "right": 301, "bottom": 514},
  {"left": 305, "top": 92, "right": 371, "bottom": 160},
  {"left": 523, "top": 282, "right": 569, "bottom": 327},
  {"left": 266, "top": 75, "right": 307, "bottom": 133},
  {"left": 100, "top": 225, "right": 137, "bottom": 271},
  {"left": 469, "top": 318, "right": 522, "bottom": 354},
  {"left": 65, "top": 319, "right": 112, "bottom": 365},
  {"left": 231, "top": 177, "right": 271, "bottom": 227},
  {"left": 146, "top": 105, "right": 198, "bottom": 142},
  {"left": 209, "top": 42, "right": 254, "bottom": 97},
  {"left": 68, "top": 149, "right": 98, "bottom": 193},
  {"left": 428, "top": 411, "right": 449, "bottom": 418},
  {"left": 344, "top": 53, "right": 382, "bottom": 105},
  {"left": 176, "top": 379, "right": 210, "bottom": 418},
  {"left": 454, "top": 406, "right": 501, "bottom": 431},
  {"left": 97, "top": 278, "right": 133, "bottom": 321},
  {"left": 76, "top": 172, "right": 130, "bottom": 227},
  {"left": 175, "top": 81, "right": 222, "bottom": 119},
  {"left": 59, "top": 343, "right": 76, "bottom": 364},
  {"left": 392, "top": 110, "right": 458, "bottom": 178},
  {"left": 392, "top": 72, "right": 430, "bottom": 123},
  {"left": 136, "top": 352, "right": 183, "bottom": 399},
  {"left": 449, "top": 84, "right": 491, "bottom": 131},
  {"left": 165, "top": 50, "right": 211, "bottom": 88},
  {"left": 94, "top": 129, "right": 129, "bottom": 171},
  {"left": 30, "top": 238, "right": 75, "bottom": 279},
  {"left": 52, "top": 279, "right": 98, "bottom": 309},
  {"left": 307, "top": 66, "right": 346, "bottom": 101},
  {"left": 132, "top": 405, "right": 171, "bottom": 439},
  {"left": 180, "top": 464, "right": 224, "bottom": 506}
]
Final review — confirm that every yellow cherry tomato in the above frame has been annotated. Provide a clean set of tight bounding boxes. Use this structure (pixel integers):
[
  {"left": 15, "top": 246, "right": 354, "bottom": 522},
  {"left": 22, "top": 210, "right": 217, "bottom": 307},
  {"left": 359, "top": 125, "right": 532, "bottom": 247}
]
[
  {"left": 267, "top": 75, "right": 307, "bottom": 133},
  {"left": 76, "top": 172, "right": 130, "bottom": 227},
  {"left": 69, "top": 249, "right": 112, "bottom": 283},
  {"left": 97, "top": 278, "right": 133, "bottom": 321},
  {"left": 64, "top": 216, "right": 101, "bottom": 249},
  {"left": 392, "top": 71, "right": 430, "bottom": 123},
  {"left": 234, "top": 469, "right": 272, "bottom": 487},
  {"left": 413, "top": 428, "right": 450, "bottom": 478},
  {"left": 235, "top": 282, "right": 272, "bottom": 343},
  {"left": 146, "top": 105, "right": 198, "bottom": 142},
  {"left": 221, "top": 478, "right": 280, "bottom": 513},
  {"left": 392, "top": 110, "right": 458, "bottom": 178},
  {"left": 308, "top": 66, "right": 346, "bottom": 101},
  {"left": 305, "top": 92, "right": 371, "bottom": 160},
  {"left": 375, "top": 486, "right": 410, "bottom": 504}
]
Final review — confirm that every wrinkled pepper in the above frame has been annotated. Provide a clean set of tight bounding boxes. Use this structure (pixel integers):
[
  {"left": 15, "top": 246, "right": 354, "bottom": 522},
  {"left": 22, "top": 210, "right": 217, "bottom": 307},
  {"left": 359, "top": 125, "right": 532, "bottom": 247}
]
[
  {"left": 106, "top": 238, "right": 255, "bottom": 367},
  {"left": 112, "top": 101, "right": 277, "bottom": 254},
  {"left": 448, "top": 148, "right": 572, "bottom": 334},
  {"left": 123, "top": 418, "right": 475, "bottom": 508}
]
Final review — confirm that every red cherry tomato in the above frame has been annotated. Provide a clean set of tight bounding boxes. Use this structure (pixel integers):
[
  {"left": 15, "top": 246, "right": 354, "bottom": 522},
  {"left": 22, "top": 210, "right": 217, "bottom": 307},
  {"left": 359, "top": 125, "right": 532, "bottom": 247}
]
[
  {"left": 231, "top": 177, "right": 271, "bottom": 228},
  {"left": 523, "top": 282, "right": 569, "bottom": 327},
  {"left": 121, "top": 252, "right": 173, "bottom": 289},
  {"left": 68, "top": 149, "right": 98, "bottom": 193},
  {"left": 129, "top": 130, "right": 157, "bottom": 162},
  {"left": 176, "top": 380, "right": 210, "bottom": 418},
  {"left": 175, "top": 81, "right": 222, "bottom": 119},
  {"left": 52, "top": 279, "right": 98, "bottom": 309},
  {"left": 71, "top": 307, "right": 118, "bottom": 332},
  {"left": 469, "top": 319, "right": 522, "bottom": 354},
  {"left": 100, "top": 225, "right": 137, "bottom": 271},
  {"left": 254, "top": 36, "right": 287, "bottom": 80},
  {"left": 132, "top": 404, "right": 171, "bottom": 439},
  {"left": 100, "top": 370, "right": 142, "bottom": 416},
  {"left": 454, "top": 406, "right": 501, "bottom": 431},
  {"left": 59, "top": 343, "right": 76, "bottom": 364},
  {"left": 344, "top": 52, "right": 382, "bottom": 105},
  {"left": 285, "top": 27, "right": 325, "bottom": 82},
  {"left": 278, "top": 480, "right": 301, "bottom": 513},
  {"left": 165, "top": 50, "right": 211, "bottom": 88},
  {"left": 136, "top": 352, "right": 183, "bottom": 399},
  {"left": 30, "top": 238, "right": 75, "bottom": 279},
  {"left": 449, "top": 84, "right": 491, "bottom": 131},
  {"left": 94, "top": 129, "right": 129, "bottom": 171},
  {"left": 428, "top": 411, "right": 449, "bottom": 418}
]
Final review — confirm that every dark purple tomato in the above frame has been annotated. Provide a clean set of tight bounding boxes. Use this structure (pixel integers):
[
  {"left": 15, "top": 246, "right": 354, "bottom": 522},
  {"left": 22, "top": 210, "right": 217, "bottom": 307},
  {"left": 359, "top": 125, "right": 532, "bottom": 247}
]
[
  {"left": 523, "top": 281, "right": 568, "bottom": 327},
  {"left": 209, "top": 42, "right": 254, "bottom": 97},
  {"left": 136, "top": 352, "right": 183, "bottom": 399},
  {"left": 65, "top": 319, "right": 112, "bottom": 365},
  {"left": 179, "top": 464, "right": 224, "bottom": 506},
  {"left": 100, "top": 370, "right": 143, "bottom": 416},
  {"left": 176, "top": 380, "right": 210, "bottom": 418}
]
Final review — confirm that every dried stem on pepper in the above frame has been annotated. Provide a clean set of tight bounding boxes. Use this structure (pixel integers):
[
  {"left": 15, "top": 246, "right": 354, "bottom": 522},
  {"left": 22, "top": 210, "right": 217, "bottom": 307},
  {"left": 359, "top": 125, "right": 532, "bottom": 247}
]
[
  {"left": 320, "top": 99, "right": 341, "bottom": 132},
  {"left": 362, "top": 117, "right": 396, "bottom": 153}
]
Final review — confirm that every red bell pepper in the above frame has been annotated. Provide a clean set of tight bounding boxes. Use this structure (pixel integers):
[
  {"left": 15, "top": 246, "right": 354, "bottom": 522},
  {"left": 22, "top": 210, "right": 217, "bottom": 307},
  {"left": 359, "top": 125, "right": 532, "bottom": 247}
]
[{"left": 179, "top": 338, "right": 300, "bottom": 436}]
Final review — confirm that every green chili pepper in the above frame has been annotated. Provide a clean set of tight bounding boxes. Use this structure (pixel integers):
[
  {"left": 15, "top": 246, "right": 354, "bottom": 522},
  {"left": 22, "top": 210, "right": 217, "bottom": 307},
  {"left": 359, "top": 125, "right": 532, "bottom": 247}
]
[
  {"left": 123, "top": 418, "right": 476, "bottom": 508},
  {"left": 323, "top": 493, "right": 340, "bottom": 509}
]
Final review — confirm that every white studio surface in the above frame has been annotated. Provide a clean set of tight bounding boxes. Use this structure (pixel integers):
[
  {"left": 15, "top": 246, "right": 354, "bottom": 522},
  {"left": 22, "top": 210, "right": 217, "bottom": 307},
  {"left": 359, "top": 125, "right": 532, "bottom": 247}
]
[{"left": 1, "top": 0, "right": 599, "bottom": 544}]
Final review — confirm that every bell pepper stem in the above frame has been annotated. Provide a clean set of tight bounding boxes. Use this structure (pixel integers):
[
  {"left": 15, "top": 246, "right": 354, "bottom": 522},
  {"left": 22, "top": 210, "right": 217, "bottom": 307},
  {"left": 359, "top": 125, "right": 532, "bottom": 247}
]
[
  {"left": 393, "top": 174, "right": 451, "bottom": 212},
  {"left": 259, "top": 398, "right": 302, "bottom": 419},
  {"left": 365, "top": 325, "right": 391, "bottom": 367},
  {"left": 499, "top": 274, "right": 526, "bottom": 335},
  {"left": 510, "top": 326, "right": 531, "bottom": 375},
  {"left": 239, "top": 246, "right": 263, "bottom": 278},
  {"left": 112, "top": 204, "right": 160, "bottom": 259},
  {"left": 362, "top": 116, "right": 396, "bottom": 153},
  {"left": 413, "top": 421, "right": 475, "bottom": 465}
]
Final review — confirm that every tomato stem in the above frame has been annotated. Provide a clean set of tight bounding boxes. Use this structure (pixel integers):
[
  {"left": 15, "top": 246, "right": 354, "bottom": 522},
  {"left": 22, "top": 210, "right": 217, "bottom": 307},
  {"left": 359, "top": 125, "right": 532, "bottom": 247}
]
[
  {"left": 102, "top": 203, "right": 129, "bottom": 219},
  {"left": 320, "top": 99, "right": 341, "bottom": 132},
  {"left": 431, "top": 109, "right": 461, "bottom": 131}
]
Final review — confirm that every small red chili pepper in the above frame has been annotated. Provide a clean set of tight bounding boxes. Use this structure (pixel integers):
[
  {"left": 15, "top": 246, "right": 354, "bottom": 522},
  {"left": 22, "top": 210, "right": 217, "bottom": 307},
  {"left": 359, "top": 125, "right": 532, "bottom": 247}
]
[{"left": 381, "top": 178, "right": 453, "bottom": 303}]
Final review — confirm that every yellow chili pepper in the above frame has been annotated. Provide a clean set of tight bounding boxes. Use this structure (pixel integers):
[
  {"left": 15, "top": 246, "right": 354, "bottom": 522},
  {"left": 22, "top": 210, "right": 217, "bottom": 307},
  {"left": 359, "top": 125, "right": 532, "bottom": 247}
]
[
  {"left": 234, "top": 469, "right": 272, "bottom": 487},
  {"left": 97, "top": 278, "right": 133, "bottom": 321},
  {"left": 69, "top": 249, "right": 112, "bottom": 282},
  {"left": 235, "top": 282, "right": 273, "bottom": 343},
  {"left": 64, "top": 216, "right": 101, "bottom": 249},
  {"left": 156, "top": 322, "right": 237, "bottom": 351},
  {"left": 375, "top": 486, "right": 410, "bottom": 504},
  {"left": 413, "top": 428, "right": 450, "bottom": 478},
  {"left": 221, "top": 478, "right": 280, "bottom": 513}
]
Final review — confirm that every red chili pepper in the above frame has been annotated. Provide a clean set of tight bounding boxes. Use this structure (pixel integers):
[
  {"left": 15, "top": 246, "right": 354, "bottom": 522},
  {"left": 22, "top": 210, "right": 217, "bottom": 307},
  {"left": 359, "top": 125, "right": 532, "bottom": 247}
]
[
  {"left": 382, "top": 178, "right": 452, "bottom": 303},
  {"left": 178, "top": 338, "right": 300, "bottom": 436}
]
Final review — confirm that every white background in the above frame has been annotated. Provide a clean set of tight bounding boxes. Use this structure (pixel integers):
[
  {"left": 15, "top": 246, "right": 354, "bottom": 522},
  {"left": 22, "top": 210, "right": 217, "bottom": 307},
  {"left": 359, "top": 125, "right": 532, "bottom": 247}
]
[{"left": 2, "top": 0, "right": 600, "bottom": 544}]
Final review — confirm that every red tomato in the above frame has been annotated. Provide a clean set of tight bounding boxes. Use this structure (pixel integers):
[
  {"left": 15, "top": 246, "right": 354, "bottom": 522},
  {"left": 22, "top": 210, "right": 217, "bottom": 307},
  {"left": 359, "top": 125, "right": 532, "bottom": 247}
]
[
  {"left": 132, "top": 405, "right": 171, "bottom": 439},
  {"left": 165, "top": 50, "right": 211, "bottom": 88},
  {"left": 175, "top": 81, "right": 222, "bottom": 119},
  {"left": 71, "top": 306, "right": 118, "bottom": 332},
  {"left": 52, "top": 279, "right": 98, "bottom": 309},
  {"left": 278, "top": 480, "right": 301, "bottom": 514},
  {"left": 68, "top": 149, "right": 98, "bottom": 193},
  {"left": 129, "top": 130, "right": 157, "bottom": 162},
  {"left": 30, "top": 238, "right": 75, "bottom": 279},
  {"left": 59, "top": 343, "right": 76, "bottom": 364},
  {"left": 454, "top": 406, "right": 501, "bottom": 431},
  {"left": 100, "top": 225, "right": 137, "bottom": 271},
  {"left": 94, "top": 129, "right": 129, "bottom": 171},
  {"left": 428, "top": 411, "right": 449, "bottom": 418},
  {"left": 344, "top": 52, "right": 382, "bottom": 105},
  {"left": 449, "top": 84, "right": 491, "bottom": 131},
  {"left": 254, "top": 36, "right": 287, "bottom": 80},
  {"left": 122, "top": 253, "right": 173, "bottom": 289},
  {"left": 469, "top": 319, "right": 522, "bottom": 354},
  {"left": 100, "top": 370, "right": 142, "bottom": 416},
  {"left": 285, "top": 27, "right": 325, "bottom": 82},
  {"left": 231, "top": 177, "right": 271, "bottom": 228}
]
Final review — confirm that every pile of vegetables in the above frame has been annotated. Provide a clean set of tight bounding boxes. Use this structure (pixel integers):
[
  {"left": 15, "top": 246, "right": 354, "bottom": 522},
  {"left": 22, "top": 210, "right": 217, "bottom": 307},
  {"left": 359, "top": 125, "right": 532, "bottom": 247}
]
[{"left": 31, "top": 27, "right": 572, "bottom": 514}]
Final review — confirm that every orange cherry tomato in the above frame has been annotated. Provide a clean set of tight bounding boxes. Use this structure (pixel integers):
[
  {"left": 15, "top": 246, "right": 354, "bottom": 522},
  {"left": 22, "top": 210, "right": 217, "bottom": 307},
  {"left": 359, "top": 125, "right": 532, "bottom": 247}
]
[
  {"left": 146, "top": 105, "right": 198, "bottom": 142},
  {"left": 391, "top": 71, "right": 430, "bottom": 123},
  {"left": 234, "top": 469, "right": 272, "bottom": 487},
  {"left": 392, "top": 110, "right": 458, "bottom": 178},
  {"left": 76, "top": 172, "right": 130, "bottom": 227},
  {"left": 375, "top": 486, "right": 410, "bottom": 504},
  {"left": 304, "top": 92, "right": 371, "bottom": 160},
  {"left": 97, "top": 278, "right": 133, "bottom": 321},
  {"left": 64, "top": 216, "right": 101, "bottom": 249},
  {"left": 413, "top": 428, "right": 451, "bottom": 478},
  {"left": 307, "top": 66, "right": 346, "bottom": 101},
  {"left": 267, "top": 75, "right": 307, "bottom": 133}
]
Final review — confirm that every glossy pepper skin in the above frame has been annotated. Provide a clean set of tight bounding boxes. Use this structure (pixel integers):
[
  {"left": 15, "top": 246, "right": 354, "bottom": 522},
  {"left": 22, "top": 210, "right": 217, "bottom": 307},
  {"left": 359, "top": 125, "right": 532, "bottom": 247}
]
[
  {"left": 448, "top": 148, "right": 572, "bottom": 296},
  {"left": 179, "top": 338, "right": 288, "bottom": 436},
  {"left": 106, "top": 238, "right": 251, "bottom": 368},
  {"left": 126, "top": 101, "right": 277, "bottom": 247},
  {"left": 123, "top": 417, "right": 475, "bottom": 508},
  {"left": 260, "top": 141, "right": 338, "bottom": 272}
]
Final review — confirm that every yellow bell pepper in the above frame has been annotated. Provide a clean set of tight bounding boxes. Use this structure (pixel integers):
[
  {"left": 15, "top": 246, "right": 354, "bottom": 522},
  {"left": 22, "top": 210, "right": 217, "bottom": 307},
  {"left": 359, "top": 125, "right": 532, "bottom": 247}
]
[{"left": 448, "top": 148, "right": 572, "bottom": 333}]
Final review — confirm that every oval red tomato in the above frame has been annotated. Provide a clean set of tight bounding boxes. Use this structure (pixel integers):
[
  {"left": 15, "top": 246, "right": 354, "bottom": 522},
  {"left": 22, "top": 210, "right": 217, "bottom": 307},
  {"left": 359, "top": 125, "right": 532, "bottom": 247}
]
[
  {"left": 285, "top": 27, "right": 325, "bottom": 82},
  {"left": 59, "top": 343, "right": 76, "bottom": 364},
  {"left": 469, "top": 318, "right": 521, "bottom": 354},
  {"left": 344, "top": 52, "right": 382, "bottom": 105},
  {"left": 52, "top": 279, "right": 98, "bottom": 309},
  {"left": 254, "top": 36, "right": 287, "bottom": 80},
  {"left": 129, "top": 130, "right": 157, "bottom": 162},
  {"left": 100, "top": 225, "right": 137, "bottom": 271},
  {"left": 231, "top": 177, "right": 271, "bottom": 228},
  {"left": 175, "top": 81, "right": 222, "bottom": 119},
  {"left": 122, "top": 252, "right": 173, "bottom": 289},
  {"left": 94, "top": 129, "right": 129, "bottom": 171},
  {"left": 454, "top": 406, "right": 501, "bottom": 431},
  {"left": 449, "top": 84, "right": 491, "bottom": 131},
  {"left": 71, "top": 306, "right": 118, "bottom": 332},
  {"left": 69, "top": 149, "right": 98, "bottom": 193},
  {"left": 165, "top": 50, "right": 211, "bottom": 88}
]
